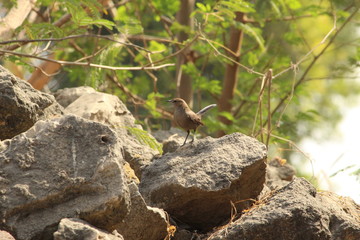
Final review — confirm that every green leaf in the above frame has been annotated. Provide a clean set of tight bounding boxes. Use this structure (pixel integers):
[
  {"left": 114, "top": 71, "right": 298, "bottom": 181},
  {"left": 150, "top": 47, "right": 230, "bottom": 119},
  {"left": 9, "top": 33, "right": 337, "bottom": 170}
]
[
  {"left": 126, "top": 127, "right": 163, "bottom": 154},
  {"left": 24, "top": 22, "right": 64, "bottom": 38},
  {"left": 152, "top": 0, "right": 180, "bottom": 16},
  {"left": 218, "top": 0, "right": 255, "bottom": 13},
  {"left": 196, "top": 3, "right": 208, "bottom": 12},
  {"left": 236, "top": 23, "right": 265, "bottom": 51},
  {"left": 246, "top": 52, "right": 259, "bottom": 66},
  {"left": 85, "top": 19, "right": 115, "bottom": 29},
  {"left": 145, "top": 92, "right": 165, "bottom": 118},
  {"left": 115, "top": 6, "right": 143, "bottom": 35},
  {"left": 270, "top": 1, "right": 282, "bottom": 17},
  {"left": 286, "top": 0, "right": 302, "bottom": 10},
  {"left": 219, "top": 111, "right": 235, "bottom": 121},
  {"left": 86, "top": 42, "right": 123, "bottom": 88}
]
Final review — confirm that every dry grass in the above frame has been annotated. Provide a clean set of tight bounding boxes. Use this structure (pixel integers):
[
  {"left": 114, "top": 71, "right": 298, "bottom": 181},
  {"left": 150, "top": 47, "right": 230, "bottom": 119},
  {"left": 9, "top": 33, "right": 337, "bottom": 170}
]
[{"left": 205, "top": 189, "right": 279, "bottom": 239}]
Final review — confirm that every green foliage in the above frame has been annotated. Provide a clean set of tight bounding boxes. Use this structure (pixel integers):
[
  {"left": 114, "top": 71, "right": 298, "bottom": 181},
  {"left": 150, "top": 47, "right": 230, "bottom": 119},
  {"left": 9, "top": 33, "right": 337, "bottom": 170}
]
[
  {"left": 183, "top": 62, "right": 221, "bottom": 95},
  {"left": 152, "top": 0, "right": 180, "bottom": 16},
  {"left": 1, "top": 0, "right": 17, "bottom": 9},
  {"left": 126, "top": 127, "right": 163, "bottom": 154},
  {"left": 115, "top": 6, "right": 144, "bottom": 35},
  {"left": 24, "top": 23, "right": 64, "bottom": 39},
  {"left": 145, "top": 92, "right": 165, "bottom": 118},
  {"left": 215, "top": 0, "right": 255, "bottom": 15},
  {"left": 236, "top": 22, "right": 265, "bottom": 51}
]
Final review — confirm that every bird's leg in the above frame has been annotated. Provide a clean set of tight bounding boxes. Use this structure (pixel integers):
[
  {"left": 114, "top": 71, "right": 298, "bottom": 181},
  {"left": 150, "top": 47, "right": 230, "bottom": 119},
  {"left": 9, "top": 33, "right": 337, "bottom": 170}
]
[
  {"left": 190, "top": 129, "right": 196, "bottom": 143},
  {"left": 182, "top": 130, "right": 190, "bottom": 146}
]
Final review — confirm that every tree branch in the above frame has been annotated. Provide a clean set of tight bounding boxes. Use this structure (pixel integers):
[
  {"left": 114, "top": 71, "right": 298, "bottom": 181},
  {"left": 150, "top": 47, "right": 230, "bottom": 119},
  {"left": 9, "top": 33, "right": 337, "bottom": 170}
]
[
  {"left": 1, "top": 13, "right": 72, "bottom": 54},
  {"left": 0, "top": 34, "right": 150, "bottom": 52},
  {"left": 199, "top": 29, "right": 264, "bottom": 77},
  {"left": 0, "top": 49, "right": 175, "bottom": 71},
  {"left": 244, "top": 14, "right": 315, "bottom": 24}
]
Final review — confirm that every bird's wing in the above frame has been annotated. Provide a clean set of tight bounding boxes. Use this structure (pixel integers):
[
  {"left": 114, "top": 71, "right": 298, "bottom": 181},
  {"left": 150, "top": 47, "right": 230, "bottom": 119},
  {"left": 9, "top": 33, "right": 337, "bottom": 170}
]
[{"left": 188, "top": 112, "right": 204, "bottom": 126}]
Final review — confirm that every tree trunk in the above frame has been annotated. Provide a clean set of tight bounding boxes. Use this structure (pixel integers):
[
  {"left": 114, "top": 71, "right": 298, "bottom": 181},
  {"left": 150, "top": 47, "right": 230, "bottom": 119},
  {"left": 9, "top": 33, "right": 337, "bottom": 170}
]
[
  {"left": 175, "top": 0, "right": 195, "bottom": 106},
  {"left": 217, "top": 12, "right": 245, "bottom": 136}
]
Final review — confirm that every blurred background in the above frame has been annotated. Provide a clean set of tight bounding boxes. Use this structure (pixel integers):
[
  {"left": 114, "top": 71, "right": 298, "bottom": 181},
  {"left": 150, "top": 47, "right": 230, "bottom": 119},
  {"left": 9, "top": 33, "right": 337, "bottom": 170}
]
[{"left": 1, "top": 0, "right": 359, "bottom": 202}]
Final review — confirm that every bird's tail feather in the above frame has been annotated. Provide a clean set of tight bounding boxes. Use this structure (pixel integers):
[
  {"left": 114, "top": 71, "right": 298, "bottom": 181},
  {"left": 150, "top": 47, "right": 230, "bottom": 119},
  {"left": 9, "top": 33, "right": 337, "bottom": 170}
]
[{"left": 196, "top": 104, "right": 217, "bottom": 116}]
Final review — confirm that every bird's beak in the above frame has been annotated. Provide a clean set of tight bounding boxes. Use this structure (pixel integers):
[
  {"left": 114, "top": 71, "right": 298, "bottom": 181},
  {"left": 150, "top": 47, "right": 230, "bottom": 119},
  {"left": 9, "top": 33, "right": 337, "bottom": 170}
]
[{"left": 166, "top": 99, "right": 173, "bottom": 102}]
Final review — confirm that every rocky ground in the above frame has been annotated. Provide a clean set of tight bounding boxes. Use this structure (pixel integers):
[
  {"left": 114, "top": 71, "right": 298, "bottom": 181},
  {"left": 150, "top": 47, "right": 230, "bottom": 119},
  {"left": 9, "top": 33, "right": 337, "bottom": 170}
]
[{"left": 1, "top": 65, "right": 359, "bottom": 240}]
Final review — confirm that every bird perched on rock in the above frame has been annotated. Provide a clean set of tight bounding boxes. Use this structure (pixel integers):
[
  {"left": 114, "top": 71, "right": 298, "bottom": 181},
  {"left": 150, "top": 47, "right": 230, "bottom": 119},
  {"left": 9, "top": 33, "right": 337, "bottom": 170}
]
[{"left": 167, "top": 98, "right": 216, "bottom": 146}]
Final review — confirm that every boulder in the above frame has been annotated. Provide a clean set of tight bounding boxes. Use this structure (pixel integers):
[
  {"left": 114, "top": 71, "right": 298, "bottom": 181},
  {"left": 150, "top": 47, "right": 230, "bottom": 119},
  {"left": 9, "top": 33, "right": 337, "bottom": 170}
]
[
  {"left": 0, "top": 231, "right": 16, "bottom": 240},
  {"left": 162, "top": 134, "right": 185, "bottom": 153},
  {"left": 54, "top": 218, "right": 124, "bottom": 240},
  {"left": 266, "top": 157, "right": 296, "bottom": 190},
  {"left": 64, "top": 90, "right": 159, "bottom": 178},
  {"left": 152, "top": 127, "right": 186, "bottom": 143},
  {"left": 152, "top": 128, "right": 186, "bottom": 153},
  {"left": 209, "top": 177, "right": 360, "bottom": 240},
  {"left": 114, "top": 182, "right": 168, "bottom": 240},
  {"left": 54, "top": 86, "right": 96, "bottom": 108},
  {"left": 0, "top": 65, "right": 63, "bottom": 140},
  {"left": 0, "top": 115, "right": 130, "bottom": 240},
  {"left": 139, "top": 133, "right": 267, "bottom": 231}
]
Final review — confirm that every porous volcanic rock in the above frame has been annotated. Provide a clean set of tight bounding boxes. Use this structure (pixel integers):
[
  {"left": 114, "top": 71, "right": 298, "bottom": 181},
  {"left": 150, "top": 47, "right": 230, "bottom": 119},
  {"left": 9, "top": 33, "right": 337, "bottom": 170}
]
[
  {"left": 139, "top": 132, "right": 267, "bottom": 231},
  {"left": 0, "top": 65, "right": 63, "bottom": 140},
  {"left": 114, "top": 182, "right": 168, "bottom": 240},
  {"left": 209, "top": 177, "right": 360, "bottom": 240},
  {"left": 64, "top": 90, "right": 158, "bottom": 178},
  {"left": 54, "top": 218, "right": 124, "bottom": 240},
  {"left": 0, "top": 115, "right": 130, "bottom": 240}
]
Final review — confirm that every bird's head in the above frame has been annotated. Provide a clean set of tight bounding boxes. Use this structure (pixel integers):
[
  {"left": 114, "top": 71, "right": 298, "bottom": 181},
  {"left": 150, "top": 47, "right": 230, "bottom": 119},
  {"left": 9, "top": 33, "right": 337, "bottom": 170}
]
[{"left": 167, "top": 98, "right": 188, "bottom": 108}]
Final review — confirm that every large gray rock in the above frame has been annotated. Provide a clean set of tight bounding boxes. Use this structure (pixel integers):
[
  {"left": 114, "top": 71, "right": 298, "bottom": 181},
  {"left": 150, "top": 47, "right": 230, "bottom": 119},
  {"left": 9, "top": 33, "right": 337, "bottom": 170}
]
[
  {"left": 139, "top": 133, "right": 267, "bottom": 231},
  {"left": 266, "top": 157, "right": 296, "bottom": 190},
  {"left": 64, "top": 90, "right": 159, "bottom": 178},
  {"left": 54, "top": 86, "right": 96, "bottom": 108},
  {"left": 0, "top": 65, "right": 63, "bottom": 140},
  {"left": 152, "top": 127, "right": 186, "bottom": 143},
  {"left": 54, "top": 218, "right": 124, "bottom": 240},
  {"left": 152, "top": 128, "right": 187, "bottom": 154},
  {"left": 0, "top": 231, "right": 16, "bottom": 240},
  {"left": 0, "top": 115, "right": 130, "bottom": 240},
  {"left": 114, "top": 182, "right": 168, "bottom": 240},
  {"left": 209, "top": 177, "right": 360, "bottom": 240}
]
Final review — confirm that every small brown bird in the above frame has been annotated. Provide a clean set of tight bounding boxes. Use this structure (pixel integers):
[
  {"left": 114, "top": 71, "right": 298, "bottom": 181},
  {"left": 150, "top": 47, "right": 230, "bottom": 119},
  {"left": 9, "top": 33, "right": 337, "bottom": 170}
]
[{"left": 167, "top": 98, "right": 216, "bottom": 146}]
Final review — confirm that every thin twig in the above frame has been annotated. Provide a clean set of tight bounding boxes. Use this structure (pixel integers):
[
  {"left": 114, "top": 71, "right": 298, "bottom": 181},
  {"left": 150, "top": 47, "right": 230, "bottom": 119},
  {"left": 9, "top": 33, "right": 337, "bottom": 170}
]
[
  {"left": 306, "top": 76, "right": 360, "bottom": 81},
  {"left": 0, "top": 34, "right": 150, "bottom": 52},
  {"left": 268, "top": 7, "right": 359, "bottom": 126},
  {"left": 273, "top": 11, "right": 338, "bottom": 79},
  {"left": 198, "top": 29, "right": 264, "bottom": 77},
  {"left": 29, "top": 62, "right": 61, "bottom": 77},
  {"left": 1, "top": 13, "right": 72, "bottom": 54},
  {"left": 275, "top": 63, "right": 297, "bottom": 128},
  {"left": 243, "top": 14, "right": 316, "bottom": 24},
  {"left": 127, "top": 34, "right": 182, "bottom": 45},
  {"left": 252, "top": 73, "right": 268, "bottom": 137},
  {"left": 143, "top": 34, "right": 200, "bottom": 67},
  {"left": 266, "top": 69, "right": 273, "bottom": 148},
  {"left": 270, "top": 132, "right": 315, "bottom": 179},
  {"left": 0, "top": 49, "right": 175, "bottom": 71},
  {"left": 198, "top": 36, "right": 237, "bottom": 57},
  {"left": 106, "top": 73, "right": 173, "bottom": 119}
]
